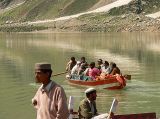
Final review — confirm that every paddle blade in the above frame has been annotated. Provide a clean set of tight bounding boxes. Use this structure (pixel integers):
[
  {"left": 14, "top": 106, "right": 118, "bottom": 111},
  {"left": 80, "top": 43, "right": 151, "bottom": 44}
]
[
  {"left": 109, "top": 98, "right": 118, "bottom": 113},
  {"left": 124, "top": 74, "right": 131, "bottom": 80}
]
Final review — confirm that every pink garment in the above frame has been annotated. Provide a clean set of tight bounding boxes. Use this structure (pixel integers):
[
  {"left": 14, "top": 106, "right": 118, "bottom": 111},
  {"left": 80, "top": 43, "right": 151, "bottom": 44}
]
[
  {"left": 88, "top": 68, "right": 100, "bottom": 80},
  {"left": 32, "top": 81, "right": 69, "bottom": 119}
]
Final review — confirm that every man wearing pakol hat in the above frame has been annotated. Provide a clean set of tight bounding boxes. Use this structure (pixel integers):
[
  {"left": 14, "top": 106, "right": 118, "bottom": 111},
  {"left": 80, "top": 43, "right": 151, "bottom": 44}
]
[
  {"left": 32, "top": 62, "right": 69, "bottom": 119},
  {"left": 78, "top": 87, "right": 98, "bottom": 119},
  {"left": 78, "top": 88, "right": 109, "bottom": 119}
]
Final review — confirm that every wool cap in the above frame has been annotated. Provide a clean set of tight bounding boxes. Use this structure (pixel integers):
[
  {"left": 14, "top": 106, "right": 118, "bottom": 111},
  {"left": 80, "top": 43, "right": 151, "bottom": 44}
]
[
  {"left": 35, "top": 62, "right": 51, "bottom": 70},
  {"left": 85, "top": 87, "right": 96, "bottom": 94}
]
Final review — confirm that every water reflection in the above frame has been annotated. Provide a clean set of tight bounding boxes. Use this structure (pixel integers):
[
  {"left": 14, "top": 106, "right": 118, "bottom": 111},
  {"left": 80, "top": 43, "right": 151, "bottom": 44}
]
[
  {"left": 0, "top": 32, "right": 160, "bottom": 118},
  {"left": 147, "top": 43, "right": 160, "bottom": 53}
]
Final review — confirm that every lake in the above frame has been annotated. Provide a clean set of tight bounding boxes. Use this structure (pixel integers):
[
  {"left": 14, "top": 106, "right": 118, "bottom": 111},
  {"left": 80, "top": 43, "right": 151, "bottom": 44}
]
[{"left": 0, "top": 32, "right": 160, "bottom": 119}]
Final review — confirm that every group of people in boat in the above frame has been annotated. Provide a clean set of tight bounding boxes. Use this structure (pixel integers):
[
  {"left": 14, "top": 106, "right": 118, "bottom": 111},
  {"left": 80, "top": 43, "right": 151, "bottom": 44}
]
[{"left": 66, "top": 56, "right": 121, "bottom": 80}]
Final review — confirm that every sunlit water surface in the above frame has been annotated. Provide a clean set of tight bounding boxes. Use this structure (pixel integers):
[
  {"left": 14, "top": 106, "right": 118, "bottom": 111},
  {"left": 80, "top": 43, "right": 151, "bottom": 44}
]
[{"left": 0, "top": 32, "right": 160, "bottom": 119}]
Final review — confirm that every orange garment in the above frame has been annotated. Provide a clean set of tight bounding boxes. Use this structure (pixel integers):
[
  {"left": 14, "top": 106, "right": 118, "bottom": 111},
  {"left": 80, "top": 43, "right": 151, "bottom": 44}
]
[{"left": 116, "top": 74, "right": 126, "bottom": 87}]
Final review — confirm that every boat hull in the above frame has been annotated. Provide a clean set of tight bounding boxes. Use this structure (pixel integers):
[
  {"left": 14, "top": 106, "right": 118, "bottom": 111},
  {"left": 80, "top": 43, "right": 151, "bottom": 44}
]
[{"left": 67, "top": 76, "right": 124, "bottom": 90}]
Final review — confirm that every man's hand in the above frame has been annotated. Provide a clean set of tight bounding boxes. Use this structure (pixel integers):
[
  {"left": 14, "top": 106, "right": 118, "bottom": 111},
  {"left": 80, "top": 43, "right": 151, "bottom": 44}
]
[{"left": 32, "top": 99, "right": 37, "bottom": 106}]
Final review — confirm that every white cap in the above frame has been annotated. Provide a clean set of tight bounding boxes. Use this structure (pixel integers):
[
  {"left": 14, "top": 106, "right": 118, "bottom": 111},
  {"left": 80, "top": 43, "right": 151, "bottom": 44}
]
[
  {"left": 85, "top": 88, "right": 96, "bottom": 94},
  {"left": 77, "top": 61, "right": 81, "bottom": 64}
]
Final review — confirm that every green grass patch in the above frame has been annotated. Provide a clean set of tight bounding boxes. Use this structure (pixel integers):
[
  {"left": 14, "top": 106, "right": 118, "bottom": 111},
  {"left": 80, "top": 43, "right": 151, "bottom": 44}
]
[
  {"left": 23, "top": 0, "right": 72, "bottom": 21},
  {"left": 0, "top": 0, "right": 41, "bottom": 23},
  {"left": 108, "top": 5, "right": 129, "bottom": 16},
  {"left": 0, "top": 0, "right": 73, "bottom": 23},
  {"left": 78, "top": 12, "right": 111, "bottom": 23},
  {"left": 0, "top": 25, "right": 48, "bottom": 32},
  {"left": 61, "top": 0, "right": 99, "bottom": 16}
]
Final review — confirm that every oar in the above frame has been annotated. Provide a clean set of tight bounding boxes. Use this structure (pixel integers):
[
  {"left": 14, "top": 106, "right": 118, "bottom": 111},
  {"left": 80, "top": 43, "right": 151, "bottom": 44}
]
[
  {"left": 123, "top": 74, "right": 131, "bottom": 80},
  {"left": 107, "top": 98, "right": 118, "bottom": 119},
  {"left": 52, "top": 71, "right": 68, "bottom": 76}
]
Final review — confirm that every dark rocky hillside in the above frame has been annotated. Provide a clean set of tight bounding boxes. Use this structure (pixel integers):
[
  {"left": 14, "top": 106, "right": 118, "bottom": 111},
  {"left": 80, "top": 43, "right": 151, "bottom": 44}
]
[{"left": 0, "top": 0, "right": 24, "bottom": 9}]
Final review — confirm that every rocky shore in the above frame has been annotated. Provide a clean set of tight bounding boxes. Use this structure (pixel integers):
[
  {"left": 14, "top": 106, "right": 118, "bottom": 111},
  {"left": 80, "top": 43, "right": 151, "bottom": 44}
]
[
  {"left": 0, "top": 13, "right": 159, "bottom": 32},
  {"left": 51, "top": 13, "right": 160, "bottom": 32},
  {"left": 0, "top": 0, "right": 160, "bottom": 32}
]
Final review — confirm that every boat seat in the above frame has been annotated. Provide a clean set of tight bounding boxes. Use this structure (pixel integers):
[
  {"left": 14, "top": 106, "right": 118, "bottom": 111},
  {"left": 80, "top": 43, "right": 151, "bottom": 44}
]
[
  {"left": 70, "top": 74, "right": 92, "bottom": 81},
  {"left": 83, "top": 75, "right": 91, "bottom": 81},
  {"left": 71, "top": 74, "right": 80, "bottom": 80}
]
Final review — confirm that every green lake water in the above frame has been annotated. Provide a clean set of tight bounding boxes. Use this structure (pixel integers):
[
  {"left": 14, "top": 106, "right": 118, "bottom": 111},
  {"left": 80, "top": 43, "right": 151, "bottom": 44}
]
[{"left": 0, "top": 32, "right": 160, "bottom": 119}]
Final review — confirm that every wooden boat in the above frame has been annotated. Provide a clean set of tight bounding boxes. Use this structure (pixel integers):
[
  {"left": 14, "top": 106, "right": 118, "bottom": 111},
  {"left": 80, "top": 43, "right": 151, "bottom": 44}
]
[
  {"left": 66, "top": 74, "right": 131, "bottom": 90},
  {"left": 70, "top": 112, "right": 156, "bottom": 119},
  {"left": 68, "top": 97, "right": 156, "bottom": 119}
]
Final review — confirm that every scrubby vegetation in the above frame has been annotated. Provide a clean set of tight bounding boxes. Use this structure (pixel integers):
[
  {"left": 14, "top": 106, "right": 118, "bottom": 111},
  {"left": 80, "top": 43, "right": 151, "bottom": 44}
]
[
  {"left": 0, "top": 0, "right": 160, "bottom": 32},
  {"left": 0, "top": 0, "right": 100, "bottom": 23},
  {"left": 0, "top": 24, "right": 48, "bottom": 32},
  {"left": 60, "top": 0, "right": 99, "bottom": 16},
  {"left": 108, "top": 0, "right": 160, "bottom": 16}
]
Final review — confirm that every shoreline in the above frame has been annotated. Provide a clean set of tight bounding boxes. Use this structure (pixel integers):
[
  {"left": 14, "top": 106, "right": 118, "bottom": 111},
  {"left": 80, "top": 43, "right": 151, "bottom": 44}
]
[{"left": 1, "top": 13, "right": 159, "bottom": 32}]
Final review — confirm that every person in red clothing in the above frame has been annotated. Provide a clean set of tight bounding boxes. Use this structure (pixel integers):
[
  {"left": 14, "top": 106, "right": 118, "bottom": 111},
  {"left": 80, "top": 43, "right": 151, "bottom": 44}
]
[{"left": 86, "top": 62, "right": 101, "bottom": 80}]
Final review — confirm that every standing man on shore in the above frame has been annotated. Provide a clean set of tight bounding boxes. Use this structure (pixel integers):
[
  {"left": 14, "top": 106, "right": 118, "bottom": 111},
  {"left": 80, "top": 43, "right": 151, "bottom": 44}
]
[{"left": 32, "top": 62, "right": 69, "bottom": 119}]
